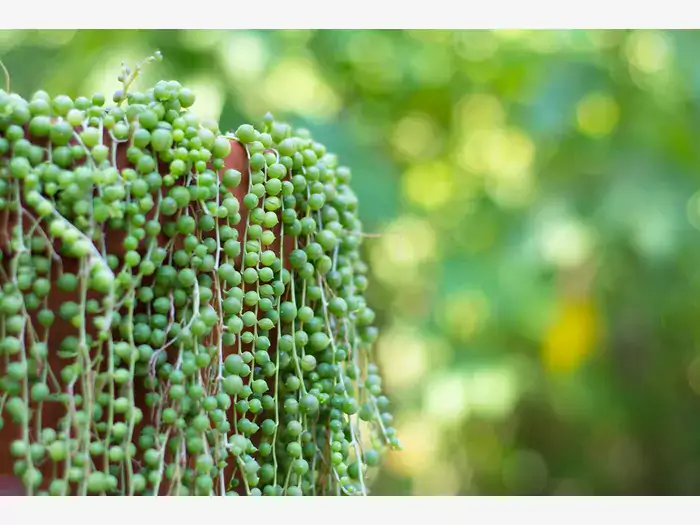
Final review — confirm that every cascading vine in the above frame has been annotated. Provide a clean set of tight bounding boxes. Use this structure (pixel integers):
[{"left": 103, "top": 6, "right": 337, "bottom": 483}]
[{"left": 0, "top": 52, "right": 400, "bottom": 496}]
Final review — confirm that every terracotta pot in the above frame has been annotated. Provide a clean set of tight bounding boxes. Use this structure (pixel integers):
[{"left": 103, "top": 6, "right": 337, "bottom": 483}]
[{"left": 0, "top": 128, "right": 294, "bottom": 495}]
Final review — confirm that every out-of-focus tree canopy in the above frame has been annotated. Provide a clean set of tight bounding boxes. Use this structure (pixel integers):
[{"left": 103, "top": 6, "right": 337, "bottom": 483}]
[{"left": 4, "top": 29, "right": 700, "bottom": 495}]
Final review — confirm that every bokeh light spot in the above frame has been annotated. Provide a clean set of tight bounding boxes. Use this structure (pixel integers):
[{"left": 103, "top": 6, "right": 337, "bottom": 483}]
[
  {"left": 423, "top": 372, "right": 470, "bottom": 424},
  {"left": 410, "top": 45, "right": 454, "bottom": 87},
  {"left": 262, "top": 57, "right": 340, "bottom": 120},
  {"left": 576, "top": 92, "right": 620, "bottom": 138},
  {"left": 387, "top": 412, "right": 441, "bottom": 477},
  {"left": 455, "top": 93, "right": 506, "bottom": 133},
  {"left": 402, "top": 160, "right": 454, "bottom": 211},
  {"left": 463, "top": 365, "right": 520, "bottom": 419},
  {"left": 493, "top": 30, "right": 528, "bottom": 41},
  {"left": 391, "top": 112, "right": 441, "bottom": 161},
  {"left": 370, "top": 216, "right": 437, "bottom": 289},
  {"left": 534, "top": 208, "right": 596, "bottom": 269},
  {"left": 218, "top": 32, "right": 269, "bottom": 82},
  {"left": 542, "top": 298, "right": 599, "bottom": 375},
  {"left": 177, "top": 30, "right": 226, "bottom": 52},
  {"left": 481, "top": 127, "right": 536, "bottom": 179},
  {"left": 625, "top": 30, "right": 672, "bottom": 75},
  {"left": 347, "top": 32, "right": 395, "bottom": 67},
  {"left": 453, "top": 31, "right": 499, "bottom": 62},
  {"left": 377, "top": 324, "right": 429, "bottom": 391},
  {"left": 439, "top": 290, "right": 490, "bottom": 342},
  {"left": 183, "top": 76, "right": 224, "bottom": 123}
]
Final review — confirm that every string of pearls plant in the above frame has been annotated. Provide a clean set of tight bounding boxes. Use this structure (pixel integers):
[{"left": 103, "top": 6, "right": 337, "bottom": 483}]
[{"left": 0, "top": 52, "right": 400, "bottom": 496}]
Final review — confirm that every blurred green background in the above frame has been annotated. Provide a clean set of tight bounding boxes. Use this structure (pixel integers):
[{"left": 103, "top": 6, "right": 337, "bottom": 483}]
[{"left": 4, "top": 29, "right": 700, "bottom": 496}]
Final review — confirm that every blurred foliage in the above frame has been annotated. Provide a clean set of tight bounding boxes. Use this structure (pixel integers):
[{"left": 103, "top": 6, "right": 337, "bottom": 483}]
[{"left": 4, "top": 28, "right": 700, "bottom": 496}]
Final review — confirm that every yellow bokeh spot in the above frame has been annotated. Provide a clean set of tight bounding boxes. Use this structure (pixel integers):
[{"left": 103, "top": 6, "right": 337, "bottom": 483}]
[
  {"left": 402, "top": 161, "right": 454, "bottom": 211},
  {"left": 178, "top": 30, "right": 226, "bottom": 51},
  {"left": 625, "top": 30, "right": 672, "bottom": 74},
  {"left": 525, "top": 31, "right": 560, "bottom": 54},
  {"left": 455, "top": 93, "right": 506, "bottom": 133},
  {"left": 440, "top": 290, "right": 490, "bottom": 342},
  {"left": 428, "top": 180, "right": 480, "bottom": 231},
  {"left": 278, "top": 30, "right": 315, "bottom": 47},
  {"left": 262, "top": 57, "right": 341, "bottom": 120},
  {"left": 458, "top": 130, "right": 492, "bottom": 174},
  {"left": 493, "top": 30, "right": 528, "bottom": 41},
  {"left": 391, "top": 113, "right": 440, "bottom": 161},
  {"left": 576, "top": 92, "right": 620, "bottom": 138},
  {"left": 218, "top": 32, "right": 269, "bottom": 82},
  {"left": 370, "top": 216, "right": 438, "bottom": 289},
  {"left": 347, "top": 32, "right": 395, "bottom": 67},
  {"left": 458, "top": 126, "right": 535, "bottom": 200},
  {"left": 542, "top": 298, "right": 599, "bottom": 375},
  {"left": 410, "top": 46, "right": 454, "bottom": 86},
  {"left": 423, "top": 364, "right": 520, "bottom": 424},
  {"left": 377, "top": 324, "right": 429, "bottom": 391},
  {"left": 454, "top": 30, "right": 499, "bottom": 62},
  {"left": 183, "top": 77, "right": 224, "bottom": 123},
  {"left": 486, "top": 169, "right": 537, "bottom": 210},
  {"left": 484, "top": 127, "right": 535, "bottom": 179},
  {"left": 465, "top": 365, "right": 520, "bottom": 419},
  {"left": 386, "top": 412, "right": 441, "bottom": 477},
  {"left": 345, "top": 32, "right": 401, "bottom": 92},
  {"left": 424, "top": 372, "right": 471, "bottom": 424}
]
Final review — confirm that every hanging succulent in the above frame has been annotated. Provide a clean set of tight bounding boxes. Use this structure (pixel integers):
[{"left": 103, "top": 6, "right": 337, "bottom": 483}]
[{"left": 0, "top": 52, "right": 400, "bottom": 496}]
